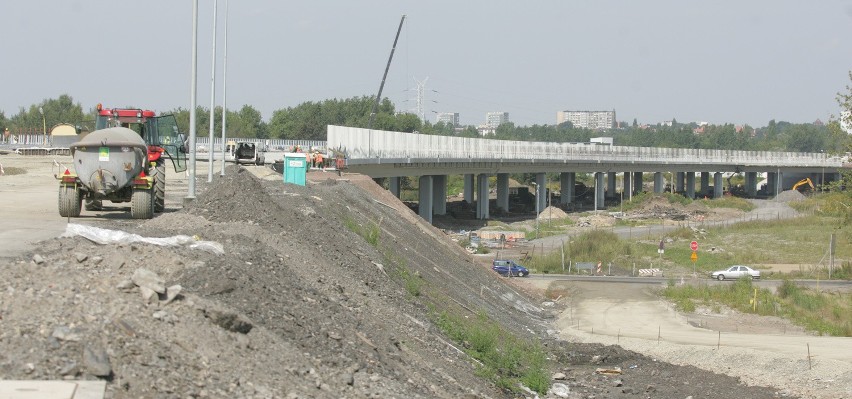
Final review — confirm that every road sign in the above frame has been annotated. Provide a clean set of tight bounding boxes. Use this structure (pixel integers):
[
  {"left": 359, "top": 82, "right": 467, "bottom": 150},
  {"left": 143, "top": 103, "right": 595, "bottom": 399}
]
[
  {"left": 690, "top": 241, "right": 698, "bottom": 251},
  {"left": 690, "top": 251, "right": 698, "bottom": 261}
]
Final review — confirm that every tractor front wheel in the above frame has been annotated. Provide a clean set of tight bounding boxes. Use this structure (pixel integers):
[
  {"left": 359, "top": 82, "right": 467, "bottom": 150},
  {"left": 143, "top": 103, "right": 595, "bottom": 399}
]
[
  {"left": 58, "top": 186, "right": 82, "bottom": 217},
  {"left": 153, "top": 159, "right": 166, "bottom": 213}
]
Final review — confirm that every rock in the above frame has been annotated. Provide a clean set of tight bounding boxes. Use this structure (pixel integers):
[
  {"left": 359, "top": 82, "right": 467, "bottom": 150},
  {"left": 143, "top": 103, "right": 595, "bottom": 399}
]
[
  {"left": 59, "top": 361, "right": 78, "bottom": 376},
  {"left": 612, "top": 378, "right": 623, "bottom": 387},
  {"left": 23, "top": 363, "right": 35, "bottom": 374},
  {"left": 75, "top": 252, "right": 88, "bottom": 263},
  {"left": 552, "top": 372, "right": 566, "bottom": 380},
  {"left": 116, "top": 279, "right": 136, "bottom": 291},
  {"left": 91, "top": 256, "right": 104, "bottom": 265},
  {"left": 83, "top": 345, "right": 112, "bottom": 377},
  {"left": 139, "top": 286, "right": 158, "bottom": 304},
  {"left": 341, "top": 372, "right": 355, "bottom": 386},
  {"left": 153, "top": 310, "right": 169, "bottom": 320},
  {"left": 549, "top": 382, "right": 570, "bottom": 398},
  {"left": 163, "top": 284, "right": 182, "bottom": 305},
  {"left": 32, "top": 254, "right": 45, "bottom": 265},
  {"left": 52, "top": 326, "right": 82, "bottom": 342},
  {"left": 131, "top": 268, "right": 166, "bottom": 294},
  {"left": 203, "top": 308, "right": 253, "bottom": 334}
]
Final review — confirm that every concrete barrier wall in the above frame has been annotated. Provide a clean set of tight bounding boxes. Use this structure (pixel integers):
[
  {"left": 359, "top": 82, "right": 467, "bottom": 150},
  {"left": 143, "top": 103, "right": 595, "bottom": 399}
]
[{"left": 327, "top": 125, "right": 843, "bottom": 168}]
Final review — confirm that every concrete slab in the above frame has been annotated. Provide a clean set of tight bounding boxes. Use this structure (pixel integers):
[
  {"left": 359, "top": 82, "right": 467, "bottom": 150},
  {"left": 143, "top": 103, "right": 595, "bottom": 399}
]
[{"left": 0, "top": 380, "right": 106, "bottom": 399}]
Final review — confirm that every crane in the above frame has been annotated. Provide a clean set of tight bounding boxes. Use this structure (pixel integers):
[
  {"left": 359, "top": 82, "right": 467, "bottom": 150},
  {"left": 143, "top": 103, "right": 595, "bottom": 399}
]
[{"left": 367, "top": 15, "right": 406, "bottom": 130}]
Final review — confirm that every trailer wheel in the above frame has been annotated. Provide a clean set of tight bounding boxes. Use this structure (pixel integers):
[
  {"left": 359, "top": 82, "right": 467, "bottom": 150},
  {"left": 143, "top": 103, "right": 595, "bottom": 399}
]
[
  {"left": 256, "top": 154, "right": 265, "bottom": 166},
  {"left": 58, "top": 186, "right": 82, "bottom": 217},
  {"left": 153, "top": 159, "right": 166, "bottom": 213},
  {"left": 131, "top": 187, "right": 154, "bottom": 219}
]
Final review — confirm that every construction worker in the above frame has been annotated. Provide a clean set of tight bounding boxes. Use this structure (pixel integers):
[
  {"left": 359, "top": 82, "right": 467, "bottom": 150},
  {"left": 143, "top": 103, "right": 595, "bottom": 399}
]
[
  {"left": 315, "top": 151, "right": 324, "bottom": 170},
  {"left": 306, "top": 151, "right": 312, "bottom": 169}
]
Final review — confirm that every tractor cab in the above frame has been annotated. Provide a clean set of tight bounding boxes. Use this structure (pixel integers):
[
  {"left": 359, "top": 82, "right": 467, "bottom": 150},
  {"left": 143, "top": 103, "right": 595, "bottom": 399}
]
[{"left": 94, "top": 104, "right": 187, "bottom": 173}]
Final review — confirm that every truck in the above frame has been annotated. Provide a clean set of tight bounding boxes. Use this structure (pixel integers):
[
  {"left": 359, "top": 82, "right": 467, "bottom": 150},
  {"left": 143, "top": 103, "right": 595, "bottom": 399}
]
[
  {"left": 225, "top": 140, "right": 265, "bottom": 166},
  {"left": 57, "top": 104, "right": 187, "bottom": 219}
]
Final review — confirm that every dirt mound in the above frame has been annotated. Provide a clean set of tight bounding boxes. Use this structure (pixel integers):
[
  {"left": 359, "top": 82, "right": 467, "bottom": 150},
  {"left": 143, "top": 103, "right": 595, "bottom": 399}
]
[
  {"left": 775, "top": 189, "right": 807, "bottom": 203},
  {"left": 538, "top": 206, "right": 568, "bottom": 220}
]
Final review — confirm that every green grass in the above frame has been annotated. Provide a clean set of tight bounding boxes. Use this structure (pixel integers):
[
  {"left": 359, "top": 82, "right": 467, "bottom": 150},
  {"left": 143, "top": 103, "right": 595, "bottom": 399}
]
[
  {"left": 343, "top": 216, "right": 381, "bottom": 247},
  {"left": 662, "top": 279, "right": 852, "bottom": 336},
  {"left": 432, "top": 309, "right": 549, "bottom": 394}
]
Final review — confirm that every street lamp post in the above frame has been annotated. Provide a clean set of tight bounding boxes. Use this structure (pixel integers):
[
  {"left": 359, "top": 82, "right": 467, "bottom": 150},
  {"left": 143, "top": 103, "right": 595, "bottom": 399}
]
[{"left": 38, "top": 107, "right": 46, "bottom": 146}]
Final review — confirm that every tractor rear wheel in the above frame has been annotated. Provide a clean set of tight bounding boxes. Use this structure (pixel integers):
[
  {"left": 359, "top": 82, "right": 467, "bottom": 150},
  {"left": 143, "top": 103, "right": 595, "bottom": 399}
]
[
  {"left": 131, "top": 187, "right": 154, "bottom": 219},
  {"left": 58, "top": 186, "right": 82, "bottom": 217},
  {"left": 153, "top": 159, "right": 166, "bottom": 213}
]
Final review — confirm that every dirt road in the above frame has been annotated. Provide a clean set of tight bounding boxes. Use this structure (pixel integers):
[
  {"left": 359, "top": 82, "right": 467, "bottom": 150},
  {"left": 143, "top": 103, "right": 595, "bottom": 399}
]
[{"left": 549, "top": 280, "right": 852, "bottom": 399}]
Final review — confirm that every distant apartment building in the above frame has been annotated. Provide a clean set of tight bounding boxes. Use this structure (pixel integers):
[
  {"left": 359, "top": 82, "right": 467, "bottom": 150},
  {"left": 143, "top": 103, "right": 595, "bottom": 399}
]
[
  {"left": 557, "top": 110, "right": 616, "bottom": 130},
  {"left": 485, "top": 112, "right": 509, "bottom": 128},
  {"left": 477, "top": 112, "right": 509, "bottom": 136},
  {"left": 435, "top": 112, "right": 459, "bottom": 126}
]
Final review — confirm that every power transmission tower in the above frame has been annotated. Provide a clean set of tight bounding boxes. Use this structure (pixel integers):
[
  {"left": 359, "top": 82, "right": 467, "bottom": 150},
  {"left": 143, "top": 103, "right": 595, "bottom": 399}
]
[{"left": 411, "top": 76, "right": 429, "bottom": 122}]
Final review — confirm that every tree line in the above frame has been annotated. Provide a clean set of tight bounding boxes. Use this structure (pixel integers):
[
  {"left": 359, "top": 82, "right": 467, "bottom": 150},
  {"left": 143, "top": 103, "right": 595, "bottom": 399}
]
[{"left": 2, "top": 92, "right": 849, "bottom": 154}]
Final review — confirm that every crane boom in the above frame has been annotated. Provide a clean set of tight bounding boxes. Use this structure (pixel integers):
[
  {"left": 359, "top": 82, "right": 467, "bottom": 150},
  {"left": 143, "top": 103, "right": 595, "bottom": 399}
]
[{"left": 367, "top": 15, "right": 406, "bottom": 130}]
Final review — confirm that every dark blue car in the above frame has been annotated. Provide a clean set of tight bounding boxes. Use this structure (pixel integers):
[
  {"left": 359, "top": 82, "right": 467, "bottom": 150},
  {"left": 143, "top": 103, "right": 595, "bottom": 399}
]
[{"left": 492, "top": 260, "right": 529, "bottom": 277}]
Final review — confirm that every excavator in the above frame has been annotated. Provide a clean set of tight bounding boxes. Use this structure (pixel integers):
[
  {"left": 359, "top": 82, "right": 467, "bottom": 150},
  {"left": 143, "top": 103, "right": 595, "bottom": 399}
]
[{"left": 792, "top": 177, "right": 815, "bottom": 192}]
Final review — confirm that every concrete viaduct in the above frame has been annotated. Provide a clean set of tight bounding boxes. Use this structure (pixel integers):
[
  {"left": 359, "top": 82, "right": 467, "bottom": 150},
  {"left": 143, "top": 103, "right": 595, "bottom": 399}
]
[{"left": 327, "top": 125, "right": 846, "bottom": 223}]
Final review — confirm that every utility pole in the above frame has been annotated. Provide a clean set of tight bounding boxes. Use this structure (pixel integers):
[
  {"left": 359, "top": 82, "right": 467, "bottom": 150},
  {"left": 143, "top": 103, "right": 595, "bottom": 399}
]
[
  {"left": 207, "top": 0, "right": 218, "bottom": 183},
  {"left": 186, "top": 0, "right": 199, "bottom": 201}
]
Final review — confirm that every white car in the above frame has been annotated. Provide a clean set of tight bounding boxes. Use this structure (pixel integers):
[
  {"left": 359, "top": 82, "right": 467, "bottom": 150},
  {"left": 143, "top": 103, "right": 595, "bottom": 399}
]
[{"left": 710, "top": 265, "right": 760, "bottom": 281}]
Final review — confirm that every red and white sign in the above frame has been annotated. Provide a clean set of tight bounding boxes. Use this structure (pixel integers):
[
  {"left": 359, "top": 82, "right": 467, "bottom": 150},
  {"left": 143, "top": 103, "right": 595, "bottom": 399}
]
[{"left": 690, "top": 241, "right": 698, "bottom": 251}]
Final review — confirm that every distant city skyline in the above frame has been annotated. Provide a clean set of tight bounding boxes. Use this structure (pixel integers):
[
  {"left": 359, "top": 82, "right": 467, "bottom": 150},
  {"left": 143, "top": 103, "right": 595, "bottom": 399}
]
[{"left": 2, "top": 1, "right": 851, "bottom": 129}]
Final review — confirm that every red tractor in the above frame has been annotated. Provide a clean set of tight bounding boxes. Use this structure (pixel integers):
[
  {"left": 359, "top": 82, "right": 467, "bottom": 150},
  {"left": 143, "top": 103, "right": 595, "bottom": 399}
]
[{"left": 58, "top": 104, "right": 187, "bottom": 219}]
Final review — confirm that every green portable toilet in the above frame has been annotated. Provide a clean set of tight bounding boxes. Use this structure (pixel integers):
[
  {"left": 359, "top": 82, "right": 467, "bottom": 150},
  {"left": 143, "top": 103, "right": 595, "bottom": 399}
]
[{"left": 282, "top": 152, "right": 307, "bottom": 186}]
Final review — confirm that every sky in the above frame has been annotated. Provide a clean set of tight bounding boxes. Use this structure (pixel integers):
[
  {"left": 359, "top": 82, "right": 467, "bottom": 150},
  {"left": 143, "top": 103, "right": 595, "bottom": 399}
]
[{"left": 2, "top": 1, "right": 852, "bottom": 128}]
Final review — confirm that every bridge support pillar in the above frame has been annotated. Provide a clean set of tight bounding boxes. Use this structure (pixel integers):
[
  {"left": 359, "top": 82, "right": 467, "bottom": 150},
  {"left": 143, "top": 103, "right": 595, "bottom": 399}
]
[
  {"left": 713, "top": 172, "right": 724, "bottom": 199},
  {"left": 700, "top": 172, "right": 710, "bottom": 197},
  {"left": 607, "top": 172, "right": 617, "bottom": 197},
  {"left": 676, "top": 172, "right": 685, "bottom": 193},
  {"left": 418, "top": 175, "right": 433, "bottom": 223},
  {"left": 389, "top": 176, "right": 401, "bottom": 198},
  {"left": 432, "top": 175, "right": 447, "bottom": 216},
  {"left": 476, "top": 173, "right": 490, "bottom": 220},
  {"left": 653, "top": 172, "right": 664, "bottom": 194},
  {"left": 560, "top": 172, "right": 575, "bottom": 205},
  {"left": 745, "top": 172, "right": 757, "bottom": 197},
  {"left": 623, "top": 172, "right": 632, "bottom": 198},
  {"left": 535, "top": 173, "right": 546, "bottom": 215},
  {"left": 766, "top": 172, "right": 777, "bottom": 197},
  {"left": 595, "top": 172, "right": 605, "bottom": 209},
  {"left": 686, "top": 172, "right": 696, "bottom": 199},
  {"left": 633, "top": 172, "right": 643, "bottom": 194},
  {"left": 464, "top": 174, "right": 475, "bottom": 204},
  {"left": 496, "top": 173, "right": 509, "bottom": 213}
]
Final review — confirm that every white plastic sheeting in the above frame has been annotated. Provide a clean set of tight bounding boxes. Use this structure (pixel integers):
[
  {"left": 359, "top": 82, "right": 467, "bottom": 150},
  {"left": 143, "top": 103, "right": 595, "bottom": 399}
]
[{"left": 62, "top": 224, "right": 224, "bottom": 255}]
